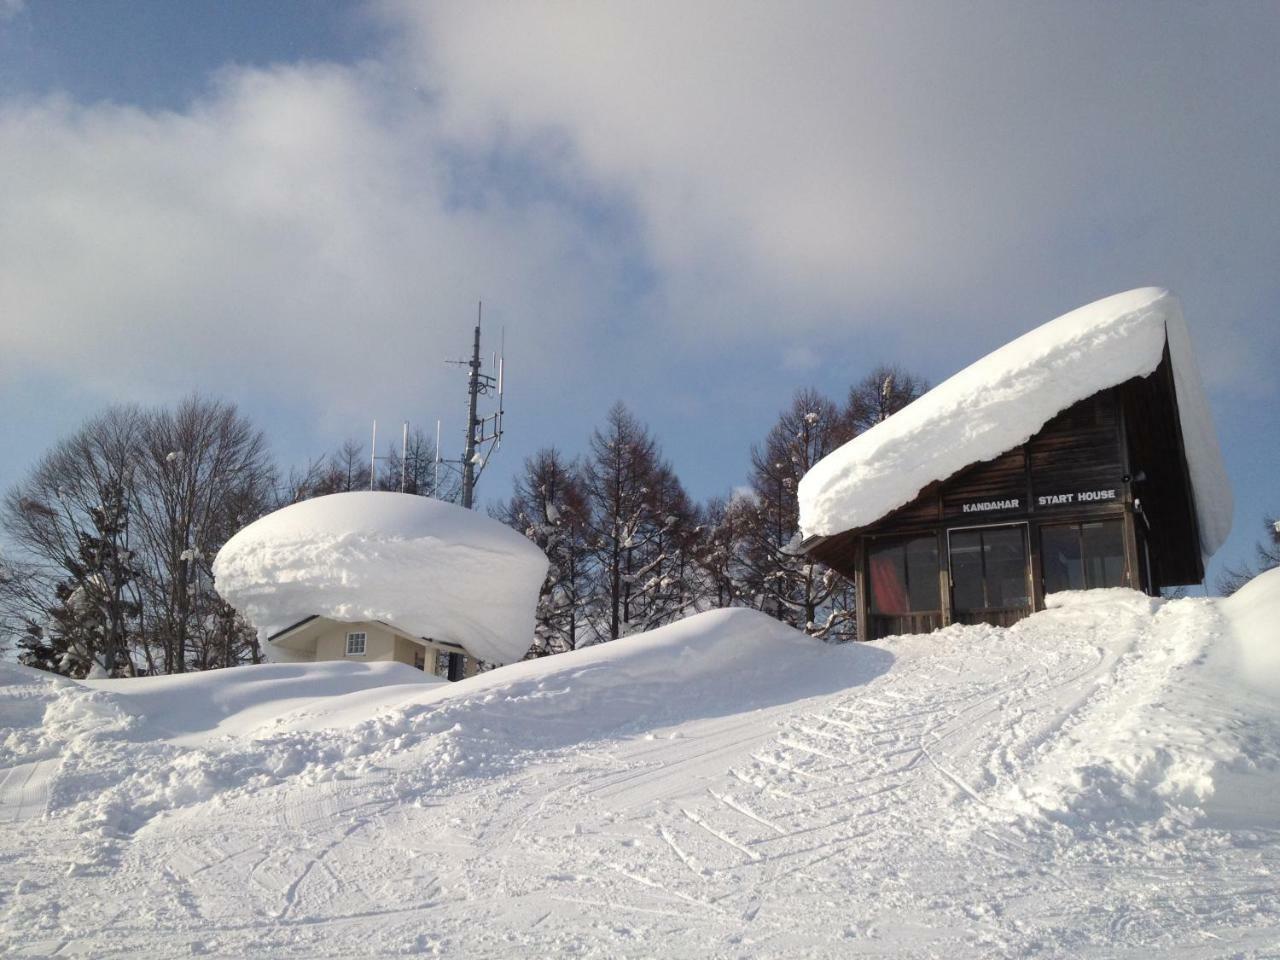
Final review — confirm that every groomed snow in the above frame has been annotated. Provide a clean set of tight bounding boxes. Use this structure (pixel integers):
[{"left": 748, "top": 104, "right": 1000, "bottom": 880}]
[
  {"left": 798, "top": 288, "right": 1233, "bottom": 559},
  {"left": 212, "top": 491, "right": 549, "bottom": 664},
  {"left": 3, "top": 575, "right": 1280, "bottom": 956}
]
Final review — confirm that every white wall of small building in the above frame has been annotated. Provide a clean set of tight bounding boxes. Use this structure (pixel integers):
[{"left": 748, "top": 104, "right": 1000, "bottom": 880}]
[{"left": 272, "top": 618, "right": 477, "bottom": 679}]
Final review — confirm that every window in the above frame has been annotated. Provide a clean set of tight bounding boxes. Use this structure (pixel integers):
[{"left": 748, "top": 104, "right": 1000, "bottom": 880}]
[
  {"left": 868, "top": 536, "right": 940, "bottom": 615},
  {"left": 413, "top": 649, "right": 426, "bottom": 671},
  {"left": 1041, "top": 521, "right": 1126, "bottom": 594},
  {"left": 345, "top": 632, "right": 367, "bottom": 656},
  {"left": 949, "top": 525, "right": 1031, "bottom": 613}
]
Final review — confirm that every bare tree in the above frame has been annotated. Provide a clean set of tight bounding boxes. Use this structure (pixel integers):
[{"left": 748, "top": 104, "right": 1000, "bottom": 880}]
[
  {"left": 582, "top": 403, "right": 688, "bottom": 641},
  {"left": 496, "top": 448, "right": 593, "bottom": 655},
  {"left": 130, "top": 396, "right": 274, "bottom": 672},
  {"left": 740, "top": 388, "right": 857, "bottom": 638},
  {"left": 846, "top": 364, "right": 928, "bottom": 434},
  {"left": 1218, "top": 514, "right": 1280, "bottom": 595}
]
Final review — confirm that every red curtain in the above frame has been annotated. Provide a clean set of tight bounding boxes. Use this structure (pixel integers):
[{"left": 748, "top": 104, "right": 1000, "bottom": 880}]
[{"left": 869, "top": 551, "right": 908, "bottom": 614}]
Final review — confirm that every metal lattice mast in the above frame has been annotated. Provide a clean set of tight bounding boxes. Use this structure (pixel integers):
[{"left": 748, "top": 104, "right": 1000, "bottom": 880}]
[{"left": 461, "top": 304, "right": 483, "bottom": 509}]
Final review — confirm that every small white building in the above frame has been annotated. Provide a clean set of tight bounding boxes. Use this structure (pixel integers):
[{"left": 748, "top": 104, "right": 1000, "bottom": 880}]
[
  {"left": 265, "top": 616, "right": 479, "bottom": 680},
  {"left": 213, "top": 491, "right": 550, "bottom": 678}
]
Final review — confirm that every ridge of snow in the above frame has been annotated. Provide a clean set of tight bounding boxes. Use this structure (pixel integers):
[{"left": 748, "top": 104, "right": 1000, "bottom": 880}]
[
  {"left": 798, "top": 287, "right": 1232, "bottom": 559},
  {"left": 211, "top": 491, "right": 549, "bottom": 664}
]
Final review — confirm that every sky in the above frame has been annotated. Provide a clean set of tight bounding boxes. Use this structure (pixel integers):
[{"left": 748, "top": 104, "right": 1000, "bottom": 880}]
[{"left": 0, "top": 0, "right": 1277, "bottom": 590}]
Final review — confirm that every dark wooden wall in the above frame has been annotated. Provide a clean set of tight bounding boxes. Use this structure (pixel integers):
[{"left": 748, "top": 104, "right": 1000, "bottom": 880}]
[
  {"left": 1118, "top": 349, "right": 1204, "bottom": 586},
  {"left": 804, "top": 355, "right": 1208, "bottom": 640}
]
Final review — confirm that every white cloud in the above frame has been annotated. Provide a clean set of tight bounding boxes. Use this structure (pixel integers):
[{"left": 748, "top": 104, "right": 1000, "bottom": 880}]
[
  {"left": 385, "top": 0, "right": 1280, "bottom": 384},
  {"left": 0, "top": 62, "right": 635, "bottom": 426},
  {"left": 0, "top": 0, "right": 1276, "bottom": 461}
]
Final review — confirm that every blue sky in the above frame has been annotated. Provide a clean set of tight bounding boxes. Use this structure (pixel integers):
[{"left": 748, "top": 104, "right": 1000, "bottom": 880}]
[{"left": 0, "top": 1, "right": 1276, "bottom": 589}]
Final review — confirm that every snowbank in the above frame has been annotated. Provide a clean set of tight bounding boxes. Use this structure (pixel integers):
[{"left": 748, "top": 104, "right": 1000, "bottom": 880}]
[
  {"left": 798, "top": 288, "right": 1232, "bottom": 559},
  {"left": 1222, "top": 565, "right": 1280, "bottom": 698},
  {"left": 81, "top": 660, "right": 443, "bottom": 746},
  {"left": 5, "top": 591, "right": 1280, "bottom": 954},
  {"left": 212, "top": 492, "right": 549, "bottom": 664}
]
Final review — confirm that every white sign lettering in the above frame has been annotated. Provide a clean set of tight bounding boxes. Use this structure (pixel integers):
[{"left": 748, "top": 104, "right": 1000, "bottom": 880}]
[
  {"left": 962, "top": 498, "right": 1020, "bottom": 514},
  {"left": 1036, "top": 488, "right": 1117, "bottom": 507}
]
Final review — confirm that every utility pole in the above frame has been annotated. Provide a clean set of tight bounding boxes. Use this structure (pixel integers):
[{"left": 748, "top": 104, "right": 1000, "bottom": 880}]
[{"left": 461, "top": 305, "right": 482, "bottom": 509}]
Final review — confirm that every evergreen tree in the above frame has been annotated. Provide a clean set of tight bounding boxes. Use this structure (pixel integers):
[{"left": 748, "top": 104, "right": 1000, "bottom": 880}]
[{"left": 19, "top": 482, "right": 141, "bottom": 677}]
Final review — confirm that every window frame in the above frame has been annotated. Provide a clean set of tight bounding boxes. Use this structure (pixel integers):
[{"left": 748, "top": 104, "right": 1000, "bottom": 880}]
[
  {"left": 345, "top": 631, "right": 367, "bottom": 657},
  {"left": 1039, "top": 519, "right": 1127, "bottom": 595},
  {"left": 866, "top": 533, "right": 942, "bottom": 616},
  {"left": 946, "top": 521, "right": 1032, "bottom": 613}
]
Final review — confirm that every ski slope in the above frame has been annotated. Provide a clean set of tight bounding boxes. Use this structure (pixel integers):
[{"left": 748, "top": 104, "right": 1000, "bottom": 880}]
[{"left": 2, "top": 574, "right": 1279, "bottom": 958}]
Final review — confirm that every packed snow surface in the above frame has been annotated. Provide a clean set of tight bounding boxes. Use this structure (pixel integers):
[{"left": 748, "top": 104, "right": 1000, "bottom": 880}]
[
  {"left": 212, "top": 491, "right": 549, "bottom": 664},
  {"left": 3, "top": 574, "right": 1280, "bottom": 957},
  {"left": 799, "top": 288, "right": 1232, "bottom": 558}
]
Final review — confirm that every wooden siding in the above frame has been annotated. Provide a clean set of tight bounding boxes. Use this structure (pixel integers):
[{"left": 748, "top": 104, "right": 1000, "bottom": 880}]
[
  {"left": 1028, "top": 392, "right": 1126, "bottom": 508},
  {"left": 803, "top": 356, "right": 1208, "bottom": 641},
  {"left": 1118, "top": 349, "right": 1204, "bottom": 586},
  {"left": 941, "top": 448, "right": 1028, "bottom": 521}
]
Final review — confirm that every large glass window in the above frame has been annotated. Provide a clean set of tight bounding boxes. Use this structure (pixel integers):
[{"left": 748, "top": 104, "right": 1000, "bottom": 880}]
[
  {"left": 948, "top": 525, "right": 1031, "bottom": 613},
  {"left": 1041, "top": 521, "right": 1126, "bottom": 594},
  {"left": 868, "top": 536, "right": 941, "bottom": 615}
]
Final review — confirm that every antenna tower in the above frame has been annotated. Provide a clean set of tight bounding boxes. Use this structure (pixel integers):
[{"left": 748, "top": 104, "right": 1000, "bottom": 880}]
[{"left": 441, "top": 301, "right": 505, "bottom": 509}]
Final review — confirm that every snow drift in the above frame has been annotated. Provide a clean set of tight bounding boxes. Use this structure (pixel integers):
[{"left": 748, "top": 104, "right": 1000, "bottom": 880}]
[
  {"left": 4, "top": 578, "right": 1280, "bottom": 955},
  {"left": 798, "top": 287, "right": 1232, "bottom": 560},
  {"left": 212, "top": 492, "right": 549, "bottom": 664}
]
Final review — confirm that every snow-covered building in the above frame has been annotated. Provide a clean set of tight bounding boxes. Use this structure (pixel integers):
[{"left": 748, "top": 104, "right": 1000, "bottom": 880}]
[
  {"left": 798, "top": 288, "right": 1231, "bottom": 641},
  {"left": 212, "top": 492, "right": 549, "bottom": 676},
  {"left": 263, "top": 615, "right": 478, "bottom": 681}
]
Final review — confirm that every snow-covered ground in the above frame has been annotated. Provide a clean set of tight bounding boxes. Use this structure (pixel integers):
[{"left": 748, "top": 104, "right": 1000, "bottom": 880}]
[{"left": 2, "top": 572, "right": 1279, "bottom": 958}]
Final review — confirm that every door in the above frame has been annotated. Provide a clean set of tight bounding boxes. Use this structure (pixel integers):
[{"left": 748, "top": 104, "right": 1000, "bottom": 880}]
[
  {"left": 948, "top": 523, "right": 1033, "bottom": 627},
  {"left": 447, "top": 652, "right": 465, "bottom": 681}
]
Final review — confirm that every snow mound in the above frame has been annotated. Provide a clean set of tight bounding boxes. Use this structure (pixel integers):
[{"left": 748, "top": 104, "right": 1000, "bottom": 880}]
[
  {"left": 1222, "top": 564, "right": 1280, "bottom": 698},
  {"left": 212, "top": 492, "right": 549, "bottom": 664},
  {"left": 798, "top": 287, "right": 1232, "bottom": 559},
  {"left": 5, "top": 592, "right": 1280, "bottom": 953},
  {"left": 82, "top": 660, "right": 444, "bottom": 746}
]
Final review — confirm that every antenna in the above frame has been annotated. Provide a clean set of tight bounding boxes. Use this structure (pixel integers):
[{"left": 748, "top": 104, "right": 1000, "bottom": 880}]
[
  {"left": 434, "top": 419, "right": 441, "bottom": 498},
  {"left": 400, "top": 421, "right": 408, "bottom": 493},
  {"left": 369, "top": 420, "right": 377, "bottom": 490},
  {"left": 438, "top": 301, "right": 509, "bottom": 509}
]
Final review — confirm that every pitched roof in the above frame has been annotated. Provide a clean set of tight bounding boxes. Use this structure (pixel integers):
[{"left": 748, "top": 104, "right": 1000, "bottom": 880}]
[{"left": 798, "top": 288, "right": 1232, "bottom": 560}]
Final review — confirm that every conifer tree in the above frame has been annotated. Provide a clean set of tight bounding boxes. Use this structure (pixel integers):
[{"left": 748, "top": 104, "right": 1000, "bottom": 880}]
[{"left": 20, "top": 481, "right": 141, "bottom": 677}]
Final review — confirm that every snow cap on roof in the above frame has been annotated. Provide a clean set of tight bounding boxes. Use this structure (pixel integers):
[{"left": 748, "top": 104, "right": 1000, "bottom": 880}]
[
  {"left": 798, "top": 288, "right": 1232, "bottom": 559},
  {"left": 212, "top": 492, "right": 549, "bottom": 665}
]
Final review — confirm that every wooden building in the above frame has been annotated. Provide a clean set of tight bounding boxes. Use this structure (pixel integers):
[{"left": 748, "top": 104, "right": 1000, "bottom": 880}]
[{"left": 797, "top": 289, "right": 1231, "bottom": 642}]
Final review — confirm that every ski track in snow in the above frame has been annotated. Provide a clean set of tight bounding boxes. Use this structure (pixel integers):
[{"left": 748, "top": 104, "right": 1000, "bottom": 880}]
[{"left": 1, "top": 594, "right": 1279, "bottom": 957}]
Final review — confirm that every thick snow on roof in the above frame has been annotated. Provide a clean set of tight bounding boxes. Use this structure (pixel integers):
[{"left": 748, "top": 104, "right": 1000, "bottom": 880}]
[
  {"left": 212, "top": 492, "right": 549, "bottom": 664},
  {"left": 799, "top": 288, "right": 1232, "bottom": 558}
]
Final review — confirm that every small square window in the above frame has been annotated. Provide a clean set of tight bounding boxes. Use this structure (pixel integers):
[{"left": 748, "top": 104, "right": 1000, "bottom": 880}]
[{"left": 345, "top": 632, "right": 367, "bottom": 656}]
